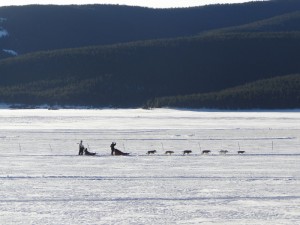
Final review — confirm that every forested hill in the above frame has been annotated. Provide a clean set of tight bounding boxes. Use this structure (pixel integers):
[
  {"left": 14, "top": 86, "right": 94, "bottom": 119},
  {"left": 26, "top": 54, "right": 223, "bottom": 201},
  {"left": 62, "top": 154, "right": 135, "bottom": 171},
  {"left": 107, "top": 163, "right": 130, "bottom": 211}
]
[
  {"left": 1, "top": 31, "right": 300, "bottom": 108},
  {"left": 1, "top": 0, "right": 300, "bottom": 58},
  {"left": 0, "top": 0, "right": 300, "bottom": 109},
  {"left": 144, "top": 74, "right": 300, "bottom": 110}
]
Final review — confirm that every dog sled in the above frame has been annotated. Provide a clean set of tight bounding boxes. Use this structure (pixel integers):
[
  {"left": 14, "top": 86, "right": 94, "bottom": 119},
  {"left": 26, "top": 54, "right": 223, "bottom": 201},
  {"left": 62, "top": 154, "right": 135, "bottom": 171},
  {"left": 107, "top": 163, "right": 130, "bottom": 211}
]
[
  {"left": 84, "top": 148, "right": 97, "bottom": 156},
  {"left": 110, "top": 142, "right": 130, "bottom": 156},
  {"left": 113, "top": 149, "right": 130, "bottom": 156}
]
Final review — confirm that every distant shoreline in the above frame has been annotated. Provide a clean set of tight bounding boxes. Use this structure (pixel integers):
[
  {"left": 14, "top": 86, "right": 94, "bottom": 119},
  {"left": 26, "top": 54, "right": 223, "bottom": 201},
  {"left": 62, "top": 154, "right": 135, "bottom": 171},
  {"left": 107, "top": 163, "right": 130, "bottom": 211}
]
[{"left": 0, "top": 103, "right": 299, "bottom": 112}]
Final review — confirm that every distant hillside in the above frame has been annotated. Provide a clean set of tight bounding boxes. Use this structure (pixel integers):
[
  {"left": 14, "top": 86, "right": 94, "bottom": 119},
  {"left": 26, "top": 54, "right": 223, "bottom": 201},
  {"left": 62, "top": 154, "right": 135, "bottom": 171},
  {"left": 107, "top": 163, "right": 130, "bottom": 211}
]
[
  {"left": 144, "top": 74, "right": 300, "bottom": 109},
  {"left": 0, "top": 32, "right": 300, "bottom": 107},
  {"left": 1, "top": 1, "right": 300, "bottom": 59},
  {"left": 212, "top": 10, "right": 300, "bottom": 34},
  {"left": 1, "top": 1, "right": 300, "bottom": 109}
]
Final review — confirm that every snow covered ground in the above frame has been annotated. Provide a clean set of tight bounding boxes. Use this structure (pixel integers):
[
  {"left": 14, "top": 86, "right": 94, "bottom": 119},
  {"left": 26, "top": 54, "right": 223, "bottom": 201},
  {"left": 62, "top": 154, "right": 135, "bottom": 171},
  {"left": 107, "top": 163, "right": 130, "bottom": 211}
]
[{"left": 0, "top": 109, "right": 299, "bottom": 224}]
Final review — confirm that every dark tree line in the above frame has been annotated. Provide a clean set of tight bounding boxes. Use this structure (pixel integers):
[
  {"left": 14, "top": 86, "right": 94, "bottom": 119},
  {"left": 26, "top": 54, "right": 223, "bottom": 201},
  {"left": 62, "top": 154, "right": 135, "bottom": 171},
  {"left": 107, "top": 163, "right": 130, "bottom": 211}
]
[{"left": 145, "top": 74, "right": 300, "bottom": 109}]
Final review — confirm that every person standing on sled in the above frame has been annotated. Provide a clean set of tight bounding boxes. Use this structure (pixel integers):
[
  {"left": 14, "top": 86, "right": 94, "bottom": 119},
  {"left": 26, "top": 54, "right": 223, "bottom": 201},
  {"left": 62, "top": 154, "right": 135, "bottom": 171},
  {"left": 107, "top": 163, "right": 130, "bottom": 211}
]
[
  {"left": 110, "top": 142, "right": 116, "bottom": 155},
  {"left": 78, "top": 140, "right": 84, "bottom": 155}
]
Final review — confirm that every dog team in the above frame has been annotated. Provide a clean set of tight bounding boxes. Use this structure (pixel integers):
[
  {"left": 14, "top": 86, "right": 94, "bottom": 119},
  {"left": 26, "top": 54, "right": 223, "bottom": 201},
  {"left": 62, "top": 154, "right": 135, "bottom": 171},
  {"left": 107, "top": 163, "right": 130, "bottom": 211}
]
[
  {"left": 148, "top": 149, "right": 245, "bottom": 155},
  {"left": 78, "top": 140, "right": 245, "bottom": 156}
]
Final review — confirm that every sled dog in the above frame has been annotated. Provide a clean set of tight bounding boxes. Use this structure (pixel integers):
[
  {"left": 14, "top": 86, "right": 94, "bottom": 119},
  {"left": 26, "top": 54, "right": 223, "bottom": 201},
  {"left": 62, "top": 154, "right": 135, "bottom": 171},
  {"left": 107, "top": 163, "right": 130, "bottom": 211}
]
[
  {"left": 202, "top": 150, "right": 211, "bottom": 154},
  {"left": 165, "top": 151, "right": 174, "bottom": 155},
  {"left": 183, "top": 150, "right": 192, "bottom": 155},
  {"left": 219, "top": 150, "right": 228, "bottom": 154},
  {"left": 147, "top": 150, "right": 157, "bottom": 155}
]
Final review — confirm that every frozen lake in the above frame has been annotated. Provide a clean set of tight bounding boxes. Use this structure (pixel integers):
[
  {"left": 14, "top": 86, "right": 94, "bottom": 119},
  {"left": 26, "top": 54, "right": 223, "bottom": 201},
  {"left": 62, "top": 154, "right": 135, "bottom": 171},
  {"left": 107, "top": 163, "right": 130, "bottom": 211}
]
[{"left": 0, "top": 109, "right": 299, "bottom": 224}]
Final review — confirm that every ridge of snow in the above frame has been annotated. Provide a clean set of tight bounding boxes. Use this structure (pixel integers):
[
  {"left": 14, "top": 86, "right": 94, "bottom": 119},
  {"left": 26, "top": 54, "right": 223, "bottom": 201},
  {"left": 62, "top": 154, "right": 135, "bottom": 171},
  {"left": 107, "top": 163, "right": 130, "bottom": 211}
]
[{"left": 2, "top": 49, "right": 18, "bottom": 56}]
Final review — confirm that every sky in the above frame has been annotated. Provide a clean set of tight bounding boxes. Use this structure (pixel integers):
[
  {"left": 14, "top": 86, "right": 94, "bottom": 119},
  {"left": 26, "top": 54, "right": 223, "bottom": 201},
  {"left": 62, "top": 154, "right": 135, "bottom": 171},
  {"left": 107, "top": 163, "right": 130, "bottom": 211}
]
[{"left": 0, "top": 1, "right": 267, "bottom": 8}]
